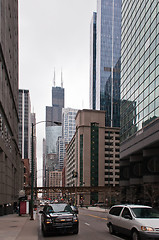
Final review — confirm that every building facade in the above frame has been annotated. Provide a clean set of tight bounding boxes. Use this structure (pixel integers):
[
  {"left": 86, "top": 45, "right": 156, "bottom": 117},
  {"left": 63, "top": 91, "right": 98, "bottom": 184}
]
[
  {"left": 66, "top": 109, "right": 120, "bottom": 205},
  {"left": 0, "top": 0, "right": 23, "bottom": 215},
  {"left": 95, "top": 0, "right": 121, "bottom": 127},
  {"left": 46, "top": 126, "right": 62, "bottom": 155},
  {"left": 18, "top": 89, "right": 31, "bottom": 160},
  {"left": 23, "top": 159, "right": 30, "bottom": 188},
  {"left": 56, "top": 136, "right": 65, "bottom": 170},
  {"left": 62, "top": 108, "right": 78, "bottom": 144},
  {"left": 120, "top": 0, "right": 159, "bottom": 204},
  {"left": 49, "top": 170, "right": 62, "bottom": 200}
]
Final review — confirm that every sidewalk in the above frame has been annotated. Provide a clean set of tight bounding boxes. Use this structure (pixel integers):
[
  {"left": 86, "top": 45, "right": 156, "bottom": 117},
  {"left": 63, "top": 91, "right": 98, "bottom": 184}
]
[{"left": 0, "top": 211, "right": 38, "bottom": 240}]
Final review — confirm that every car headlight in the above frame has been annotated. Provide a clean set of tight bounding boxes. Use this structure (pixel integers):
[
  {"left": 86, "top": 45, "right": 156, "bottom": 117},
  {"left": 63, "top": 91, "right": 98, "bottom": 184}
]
[
  {"left": 141, "top": 226, "right": 154, "bottom": 232},
  {"left": 73, "top": 216, "right": 78, "bottom": 222},
  {"left": 46, "top": 218, "right": 52, "bottom": 224}
]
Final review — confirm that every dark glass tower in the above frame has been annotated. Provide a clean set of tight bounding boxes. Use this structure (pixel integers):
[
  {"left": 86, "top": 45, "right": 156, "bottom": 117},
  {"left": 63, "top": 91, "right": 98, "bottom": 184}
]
[
  {"left": 95, "top": 0, "right": 121, "bottom": 127},
  {"left": 90, "top": 12, "right": 97, "bottom": 110},
  {"left": 46, "top": 86, "right": 64, "bottom": 127}
]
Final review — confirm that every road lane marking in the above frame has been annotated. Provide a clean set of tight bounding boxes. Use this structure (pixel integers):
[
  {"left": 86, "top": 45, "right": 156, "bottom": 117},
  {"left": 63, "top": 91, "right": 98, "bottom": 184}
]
[
  {"left": 113, "top": 236, "right": 124, "bottom": 240},
  {"left": 81, "top": 213, "right": 108, "bottom": 220},
  {"left": 85, "top": 223, "right": 90, "bottom": 226}
]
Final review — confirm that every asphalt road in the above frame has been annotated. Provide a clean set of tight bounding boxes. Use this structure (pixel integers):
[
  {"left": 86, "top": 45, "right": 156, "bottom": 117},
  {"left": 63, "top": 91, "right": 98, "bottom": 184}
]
[{"left": 38, "top": 208, "right": 127, "bottom": 240}]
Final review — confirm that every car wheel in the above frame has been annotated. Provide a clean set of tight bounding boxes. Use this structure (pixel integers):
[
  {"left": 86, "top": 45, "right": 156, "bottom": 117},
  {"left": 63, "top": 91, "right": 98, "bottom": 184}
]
[
  {"left": 132, "top": 230, "right": 140, "bottom": 240},
  {"left": 73, "top": 227, "right": 79, "bottom": 234},
  {"left": 109, "top": 223, "right": 115, "bottom": 234}
]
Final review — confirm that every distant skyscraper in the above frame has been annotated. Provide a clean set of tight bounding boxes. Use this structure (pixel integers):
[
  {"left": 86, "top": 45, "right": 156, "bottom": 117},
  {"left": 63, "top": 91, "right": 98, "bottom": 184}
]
[
  {"left": 46, "top": 126, "right": 62, "bottom": 154},
  {"left": 46, "top": 86, "right": 64, "bottom": 127},
  {"left": 56, "top": 136, "right": 65, "bottom": 170},
  {"left": 62, "top": 108, "right": 78, "bottom": 144},
  {"left": 45, "top": 80, "right": 64, "bottom": 178},
  {"left": 90, "top": 12, "right": 97, "bottom": 110},
  {"left": 18, "top": 89, "right": 31, "bottom": 160},
  {"left": 92, "top": 0, "right": 121, "bottom": 127}
]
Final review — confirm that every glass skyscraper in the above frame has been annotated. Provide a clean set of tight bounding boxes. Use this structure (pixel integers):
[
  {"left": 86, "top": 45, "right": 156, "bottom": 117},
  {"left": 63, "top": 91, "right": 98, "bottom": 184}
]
[
  {"left": 95, "top": 0, "right": 121, "bottom": 127},
  {"left": 120, "top": 0, "right": 159, "bottom": 203},
  {"left": 46, "top": 86, "right": 64, "bottom": 127},
  {"left": 46, "top": 126, "right": 62, "bottom": 154},
  {"left": 90, "top": 12, "right": 97, "bottom": 110},
  {"left": 121, "top": 0, "right": 159, "bottom": 142}
]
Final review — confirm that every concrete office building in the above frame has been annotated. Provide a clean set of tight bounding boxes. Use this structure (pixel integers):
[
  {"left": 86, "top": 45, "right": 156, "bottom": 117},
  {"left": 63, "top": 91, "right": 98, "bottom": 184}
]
[
  {"left": 23, "top": 159, "right": 30, "bottom": 188},
  {"left": 62, "top": 108, "right": 78, "bottom": 144},
  {"left": 120, "top": 0, "right": 159, "bottom": 204},
  {"left": 49, "top": 170, "right": 62, "bottom": 200},
  {"left": 0, "top": 0, "right": 23, "bottom": 215},
  {"left": 55, "top": 108, "right": 78, "bottom": 172},
  {"left": 66, "top": 109, "right": 120, "bottom": 205},
  {"left": 18, "top": 89, "right": 31, "bottom": 161},
  {"left": 90, "top": 0, "right": 121, "bottom": 128},
  {"left": 45, "top": 153, "right": 59, "bottom": 188},
  {"left": 56, "top": 136, "right": 65, "bottom": 170}
]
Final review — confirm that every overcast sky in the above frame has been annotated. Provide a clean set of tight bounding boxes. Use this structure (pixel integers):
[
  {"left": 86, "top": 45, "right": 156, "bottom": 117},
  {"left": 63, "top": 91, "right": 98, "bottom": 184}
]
[{"left": 19, "top": 0, "right": 97, "bottom": 184}]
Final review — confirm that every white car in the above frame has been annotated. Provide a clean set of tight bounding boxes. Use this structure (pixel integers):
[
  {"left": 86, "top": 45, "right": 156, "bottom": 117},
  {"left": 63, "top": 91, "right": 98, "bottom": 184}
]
[{"left": 107, "top": 204, "right": 159, "bottom": 240}]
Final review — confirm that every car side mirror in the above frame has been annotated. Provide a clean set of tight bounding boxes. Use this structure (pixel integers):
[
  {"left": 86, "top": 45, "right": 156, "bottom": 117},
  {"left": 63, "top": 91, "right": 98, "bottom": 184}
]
[
  {"left": 124, "top": 214, "right": 132, "bottom": 220},
  {"left": 74, "top": 210, "right": 78, "bottom": 214}
]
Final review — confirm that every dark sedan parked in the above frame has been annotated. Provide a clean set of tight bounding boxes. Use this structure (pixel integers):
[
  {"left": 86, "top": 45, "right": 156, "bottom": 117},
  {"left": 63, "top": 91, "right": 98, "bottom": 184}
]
[{"left": 39, "top": 203, "right": 79, "bottom": 236}]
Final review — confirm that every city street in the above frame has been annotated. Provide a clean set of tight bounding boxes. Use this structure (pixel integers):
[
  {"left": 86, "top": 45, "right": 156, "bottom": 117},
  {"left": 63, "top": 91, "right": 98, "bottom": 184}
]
[{"left": 38, "top": 208, "right": 127, "bottom": 240}]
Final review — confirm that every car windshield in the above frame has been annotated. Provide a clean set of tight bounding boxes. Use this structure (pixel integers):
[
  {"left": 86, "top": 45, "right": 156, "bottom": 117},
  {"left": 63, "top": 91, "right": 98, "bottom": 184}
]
[
  {"left": 48, "top": 204, "right": 73, "bottom": 213},
  {"left": 131, "top": 207, "right": 159, "bottom": 218}
]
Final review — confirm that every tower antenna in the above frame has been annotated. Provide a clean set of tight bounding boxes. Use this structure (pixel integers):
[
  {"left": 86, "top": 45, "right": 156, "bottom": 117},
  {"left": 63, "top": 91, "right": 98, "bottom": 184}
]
[
  {"left": 53, "top": 68, "right": 56, "bottom": 87},
  {"left": 61, "top": 68, "right": 63, "bottom": 88}
]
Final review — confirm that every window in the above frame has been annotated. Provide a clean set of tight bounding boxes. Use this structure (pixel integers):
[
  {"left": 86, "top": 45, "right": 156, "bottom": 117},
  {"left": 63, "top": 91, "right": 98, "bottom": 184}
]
[
  {"left": 122, "top": 207, "right": 132, "bottom": 218},
  {"left": 109, "top": 207, "right": 123, "bottom": 216}
]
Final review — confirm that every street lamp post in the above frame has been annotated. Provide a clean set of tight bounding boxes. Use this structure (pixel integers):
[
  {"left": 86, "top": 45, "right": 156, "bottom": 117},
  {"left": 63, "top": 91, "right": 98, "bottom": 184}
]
[
  {"left": 30, "top": 123, "right": 34, "bottom": 220},
  {"left": 30, "top": 120, "right": 62, "bottom": 220}
]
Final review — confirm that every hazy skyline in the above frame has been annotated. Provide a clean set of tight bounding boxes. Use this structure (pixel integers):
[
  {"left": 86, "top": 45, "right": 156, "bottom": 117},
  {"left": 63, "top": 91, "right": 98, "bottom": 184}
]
[{"left": 19, "top": 0, "right": 97, "bottom": 184}]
